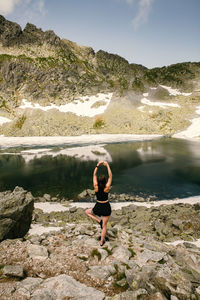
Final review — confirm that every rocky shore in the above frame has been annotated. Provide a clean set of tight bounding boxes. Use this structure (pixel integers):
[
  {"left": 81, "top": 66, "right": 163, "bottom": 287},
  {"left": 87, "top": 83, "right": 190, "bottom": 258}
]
[{"left": 1, "top": 187, "right": 200, "bottom": 299}]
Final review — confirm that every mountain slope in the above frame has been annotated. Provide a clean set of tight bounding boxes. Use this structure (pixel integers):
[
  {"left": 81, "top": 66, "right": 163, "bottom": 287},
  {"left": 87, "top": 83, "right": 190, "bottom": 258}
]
[{"left": 0, "top": 15, "right": 200, "bottom": 137}]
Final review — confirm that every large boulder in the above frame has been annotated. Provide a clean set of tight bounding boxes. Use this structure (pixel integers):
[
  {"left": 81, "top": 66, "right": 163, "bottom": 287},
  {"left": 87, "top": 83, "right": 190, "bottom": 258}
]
[
  {"left": 31, "top": 274, "right": 105, "bottom": 300},
  {"left": 0, "top": 186, "right": 34, "bottom": 242}
]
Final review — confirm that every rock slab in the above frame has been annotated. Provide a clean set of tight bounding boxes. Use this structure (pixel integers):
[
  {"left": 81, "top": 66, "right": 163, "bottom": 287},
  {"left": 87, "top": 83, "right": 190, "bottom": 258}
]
[
  {"left": 0, "top": 186, "right": 34, "bottom": 242},
  {"left": 31, "top": 274, "right": 105, "bottom": 300}
]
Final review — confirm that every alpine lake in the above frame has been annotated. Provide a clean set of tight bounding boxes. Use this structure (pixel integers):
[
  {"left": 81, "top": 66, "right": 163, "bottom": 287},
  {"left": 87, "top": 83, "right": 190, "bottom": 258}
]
[{"left": 0, "top": 137, "right": 200, "bottom": 202}]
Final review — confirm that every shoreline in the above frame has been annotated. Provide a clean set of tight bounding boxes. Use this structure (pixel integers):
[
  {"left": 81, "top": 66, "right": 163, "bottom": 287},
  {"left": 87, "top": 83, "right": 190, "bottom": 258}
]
[
  {"left": 34, "top": 194, "right": 200, "bottom": 214},
  {"left": 0, "top": 133, "right": 163, "bottom": 149},
  {"left": 0, "top": 132, "right": 200, "bottom": 150}
]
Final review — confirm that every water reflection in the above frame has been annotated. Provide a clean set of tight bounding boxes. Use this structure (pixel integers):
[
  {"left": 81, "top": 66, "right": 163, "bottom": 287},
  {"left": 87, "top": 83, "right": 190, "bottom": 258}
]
[
  {"left": 20, "top": 145, "right": 112, "bottom": 163},
  {"left": 0, "top": 138, "right": 200, "bottom": 200}
]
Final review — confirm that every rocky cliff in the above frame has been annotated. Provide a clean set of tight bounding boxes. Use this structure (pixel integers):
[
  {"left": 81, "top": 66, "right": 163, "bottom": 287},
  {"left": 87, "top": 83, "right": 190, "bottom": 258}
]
[{"left": 0, "top": 15, "right": 200, "bottom": 136}]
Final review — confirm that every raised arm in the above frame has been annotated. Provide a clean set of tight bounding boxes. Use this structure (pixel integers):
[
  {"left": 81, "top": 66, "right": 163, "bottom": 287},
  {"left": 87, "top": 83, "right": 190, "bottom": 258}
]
[
  {"left": 93, "top": 160, "right": 104, "bottom": 192},
  {"left": 104, "top": 161, "right": 112, "bottom": 192}
]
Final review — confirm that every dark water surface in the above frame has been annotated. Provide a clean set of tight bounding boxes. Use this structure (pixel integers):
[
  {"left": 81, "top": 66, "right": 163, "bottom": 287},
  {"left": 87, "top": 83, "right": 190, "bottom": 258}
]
[{"left": 0, "top": 138, "right": 200, "bottom": 200}]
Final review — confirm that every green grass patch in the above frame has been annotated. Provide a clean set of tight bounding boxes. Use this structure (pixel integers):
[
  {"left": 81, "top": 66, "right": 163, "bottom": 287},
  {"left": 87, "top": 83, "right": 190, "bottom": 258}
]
[
  {"left": 36, "top": 56, "right": 59, "bottom": 67},
  {"left": 91, "top": 249, "right": 101, "bottom": 261},
  {"left": 18, "top": 54, "right": 34, "bottom": 63},
  {"left": 15, "top": 115, "right": 27, "bottom": 130},
  {"left": 0, "top": 54, "right": 14, "bottom": 62},
  {"left": 121, "top": 263, "right": 131, "bottom": 270},
  {"left": 113, "top": 272, "right": 129, "bottom": 292},
  {"left": 158, "top": 258, "right": 165, "bottom": 264},
  {"left": 128, "top": 248, "right": 136, "bottom": 258},
  {"left": 114, "top": 264, "right": 119, "bottom": 272},
  {"left": 116, "top": 271, "right": 126, "bottom": 281},
  {"left": 93, "top": 116, "right": 105, "bottom": 129},
  {"left": 132, "top": 77, "right": 145, "bottom": 92},
  {"left": 79, "top": 256, "right": 88, "bottom": 261},
  {"left": 103, "top": 247, "right": 112, "bottom": 256}
]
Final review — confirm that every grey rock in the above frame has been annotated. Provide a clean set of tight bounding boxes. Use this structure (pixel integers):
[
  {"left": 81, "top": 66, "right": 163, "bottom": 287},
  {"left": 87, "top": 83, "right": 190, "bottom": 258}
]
[
  {"left": 43, "top": 194, "right": 51, "bottom": 201},
  {"left": 113, "top": 224, "right": 123, "bottom": 231},
  {"left": 107, "top": 228, "right": 117, "bottom": 238},
  {"left": 152, "top": 265, "right": 192, "bottom": 299},
  {"left": 183, "top": 242, "right": 199, "bottom": 249},
  {"left": 87, "top": 265, "right": 111, "bottom": 280},
  {"left": 0, "top": 186, "right": 34, "bottom": 242},
  {"left": 125, "top": 265, "right": 154, "bottom": 291},
  {"left": 98, "top": 248, "right": 109, "bottom": 260},
  {"left": 84, "top": 230, "right": 95, "bottom": 236},
  {"left": 74, "top": 237, "right": 99, "bottom": 247},
  {"left": 27, "top": 244, "right": 48, "bottom": 260},
  {"left": 106, "top": 289, "right": 148, "bottom": 300},
  {"left": 14, "top": 287, "right": 31, "bottom": 299},
  {"left": 143, "top": 240, "right": 170, "bottom": 253},
  {"left": 3, "top": 265, "right": 24, "bottom": 278},
  {"left": 105, "top": 291, "right": 136, "bottom": 300},
  {"left": 154, "top": 220, "right": 167, "bottom": 236},
  {"left": 195, "top": 286, "right": 200, "bottom": 299},
  {"left": 0, "top": 16, "right": 61, "bottom": 47},
  {"left": 150, "top": 292, "right": 167, "bottom": 300},
  {"left": 112, "top": 245, "right": 132, "bottom": 262},
  {"left": 133, "top": 289, "right": 148, "bottom": 298},
  {"left": 17, "top": 277, "right": 43, "bottom": 293},
  {"left": 134, "top": 249, "right": 166, "bottom": 268},
  {"left": 107, "top": 264, "right": 117, "bottom": 275},
  {"left": 77, "top": 253, "right": 89, "bottom": 260},
  {"left": 113, "top": 261, "right": 127, "bottom": 274},
  {"left": 172, "top": 219, "right": 183, "bottom": 229},
  {"left": 171, "top": 296, "right": 179, "bottom": 300},
  {"left": 116, "top": 278, "right": 127, "bottom": 287},
  {"left": 31, "top": 274, "right": 105, "bottom": 299},
  {"left": 51, "top": 197, "right": 58, "bottom": 202},
  {"left": 119, "top": 216, "right": 129, "bottom": 226},
  {"left": 125, "top": 260, "right": 140, "bottom": 272},
  {"left": 31, "top": 289, "right": 57, "bottom": 300},
  {"left": 78, "top": 190, "right": 88, "bottom": 199},
  {"left": 69, "top": 206, "right": 77, "bottom": 213},
  {"left": 87, "top": 189, "right": 95, "bottom": 196}
]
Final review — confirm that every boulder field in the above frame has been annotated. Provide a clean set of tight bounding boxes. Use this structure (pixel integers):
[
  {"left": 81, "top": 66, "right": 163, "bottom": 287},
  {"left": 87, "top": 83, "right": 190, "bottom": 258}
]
[{"left": 1, "top": 188, "right": 200, "bottom": 299}]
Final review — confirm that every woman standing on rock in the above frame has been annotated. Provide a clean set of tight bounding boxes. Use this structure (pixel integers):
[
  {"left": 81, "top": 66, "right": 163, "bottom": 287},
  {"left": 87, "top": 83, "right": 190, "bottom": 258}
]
[{"left": 85, "top": 160, "right": 112, "bottom": 246}]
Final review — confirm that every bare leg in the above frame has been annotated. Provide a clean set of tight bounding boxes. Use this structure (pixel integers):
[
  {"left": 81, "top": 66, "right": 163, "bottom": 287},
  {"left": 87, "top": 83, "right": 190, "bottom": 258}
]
[
  {"left": 85, "top": 208, "right": 101, "bottom": 223},
  {"left": 100, "top": 216, "right": 110, "bottom": 246}
]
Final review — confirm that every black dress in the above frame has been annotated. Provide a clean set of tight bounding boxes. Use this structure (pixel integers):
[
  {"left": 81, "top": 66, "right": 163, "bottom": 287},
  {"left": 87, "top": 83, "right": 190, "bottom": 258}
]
[{"left": 92, "top": 188, "right": 111, "bottom": 217}]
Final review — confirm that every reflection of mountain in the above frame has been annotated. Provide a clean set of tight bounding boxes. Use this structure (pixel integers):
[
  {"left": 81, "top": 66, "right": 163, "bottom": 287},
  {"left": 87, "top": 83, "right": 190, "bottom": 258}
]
[
  {"left": 0, "top": 139, "right": 200, "bottom": 200},
  {"left": 0, "top": 154, "right": 96, "bottom": 198},
  {"left": 105, "top": 139, "right": 200, "bottom": 199},
  {"left": 0, "top": 154, "right": 25, "bottom": 172},
  {"left": 136, "top": 145, "right": 164, "bottom": 162},
  {"left": 0, "top": 144, "right": 112, "bottom": 198},
  {"left": 20, "top": 145, "right": 112, "bottom": 163},
  {"left": 104, "top": 141, "right": 165, "bottom": 172}
]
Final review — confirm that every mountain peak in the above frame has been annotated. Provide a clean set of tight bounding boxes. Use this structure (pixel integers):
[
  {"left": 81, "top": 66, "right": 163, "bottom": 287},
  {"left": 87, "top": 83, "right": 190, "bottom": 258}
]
[
  {"left": 0, "top": 15, "right": 61, "bottom": 48},
  {"left": 0, "top": 15, "right": 22, "bottom": 47}
]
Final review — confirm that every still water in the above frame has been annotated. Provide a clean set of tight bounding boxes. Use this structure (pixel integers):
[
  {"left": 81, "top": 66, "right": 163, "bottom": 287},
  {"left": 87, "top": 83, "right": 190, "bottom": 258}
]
[{"left": 0, "top": 138, "right": 200, "bottom": 201}]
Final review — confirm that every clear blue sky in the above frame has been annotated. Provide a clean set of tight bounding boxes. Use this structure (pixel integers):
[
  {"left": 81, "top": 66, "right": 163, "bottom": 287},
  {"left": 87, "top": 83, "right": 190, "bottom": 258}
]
[{"left": 0, "top": 0, "right": 199, "bottom": 68}]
